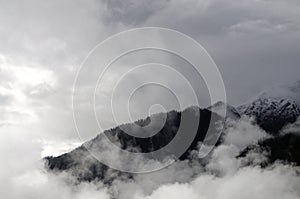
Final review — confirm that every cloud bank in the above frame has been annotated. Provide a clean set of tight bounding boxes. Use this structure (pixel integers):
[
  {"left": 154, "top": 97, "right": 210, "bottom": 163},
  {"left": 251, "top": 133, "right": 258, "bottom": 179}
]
[{"left": 1, "top": 117, "right": 300, "bottom": 199}]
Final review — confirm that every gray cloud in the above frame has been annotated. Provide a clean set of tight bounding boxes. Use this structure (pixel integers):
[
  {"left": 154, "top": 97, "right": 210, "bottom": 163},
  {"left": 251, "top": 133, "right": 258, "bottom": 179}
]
[
  {"left": 0, "top": 0, "right": 299, "bottom": 178},
  {"left": 0, "top": 94, "right": 12, "bottom": 106}
]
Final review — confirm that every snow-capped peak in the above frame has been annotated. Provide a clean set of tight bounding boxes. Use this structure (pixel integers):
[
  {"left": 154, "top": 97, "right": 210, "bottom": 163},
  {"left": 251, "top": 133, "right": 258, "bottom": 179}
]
[
  {"left": 237, "top": 81, "right": 300, "bottom": 133},
  {"left": 258, "top": 81, "right": 300, "bottom": 107}
]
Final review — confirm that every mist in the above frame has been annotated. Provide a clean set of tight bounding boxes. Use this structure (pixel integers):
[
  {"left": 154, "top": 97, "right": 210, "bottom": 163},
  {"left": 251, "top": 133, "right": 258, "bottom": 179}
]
[{"left": 1, "top": 117, "right": 299, "bottom": 199}]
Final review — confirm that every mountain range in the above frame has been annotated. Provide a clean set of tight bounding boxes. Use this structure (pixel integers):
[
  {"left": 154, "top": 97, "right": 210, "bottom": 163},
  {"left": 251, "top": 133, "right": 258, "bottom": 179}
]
[{"left": 45, "top": 81, "right": 300, "bottom": 182}]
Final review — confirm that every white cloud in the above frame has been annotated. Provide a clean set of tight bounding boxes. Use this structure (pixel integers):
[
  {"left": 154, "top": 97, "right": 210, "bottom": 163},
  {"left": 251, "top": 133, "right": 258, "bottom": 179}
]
[
  {"left": 0, "top": 113, "right": 299, "bottom": 199},
  {"left": 0, "top": 0, "right": 300, "bottom": 198},
  {"left": 223, "top": 116, "right": 268, "bottom": 150},
  {"left": 139, "top": 164, "right": 300, "bottom": 199},
  {"left": 281, "top": 116, "right": 300, "bottom": 135}
]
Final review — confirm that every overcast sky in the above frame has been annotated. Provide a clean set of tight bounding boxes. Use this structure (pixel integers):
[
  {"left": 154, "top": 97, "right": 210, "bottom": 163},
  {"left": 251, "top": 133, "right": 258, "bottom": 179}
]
[{"left": 0, "top": 0, "right": 300, "bottom": 155}]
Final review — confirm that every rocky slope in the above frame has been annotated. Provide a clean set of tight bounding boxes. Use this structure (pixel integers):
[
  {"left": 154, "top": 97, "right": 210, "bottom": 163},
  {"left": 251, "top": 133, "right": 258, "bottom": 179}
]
[
  {"left": 238, "top": 97, "right": 300, "bottom": 133},
  {"left": 237, "top": 82, "right": 300, "bottom": 133}
]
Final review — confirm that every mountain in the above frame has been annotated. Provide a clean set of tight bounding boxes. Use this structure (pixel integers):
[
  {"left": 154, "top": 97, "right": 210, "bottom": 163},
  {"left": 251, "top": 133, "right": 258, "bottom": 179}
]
[
  {"left": 239, "top": 133, "right": 300, "bottom": 166},
  {"left": 259, "top": 80, "right": 300, "bottom": 107},
  {"left": 237, "top": 85, "right": 300, "bottom": 133},
  {"left": 45, "top": 81, "right": 300, "bottom": 182},
  {"left": 208, "top": 101, "right": 240, "bottom": 120},
  {"left": 45, "top": 107, "right": 222, "bottom": 182}
]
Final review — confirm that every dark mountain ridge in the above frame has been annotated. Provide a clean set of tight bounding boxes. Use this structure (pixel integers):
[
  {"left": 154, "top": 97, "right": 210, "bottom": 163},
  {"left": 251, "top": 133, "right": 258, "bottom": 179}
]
[
  {"left": 45, "top": 107, "right": 222, "bottom": 182},
  {"left": 45, "top": 83, "right": 300, "bottom": 182}
]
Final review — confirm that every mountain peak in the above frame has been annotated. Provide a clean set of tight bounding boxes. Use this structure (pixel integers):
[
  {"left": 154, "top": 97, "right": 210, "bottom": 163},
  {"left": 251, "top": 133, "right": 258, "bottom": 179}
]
[
  {"left": 238, "top": 95, "right": 300, "bottom": 133},
  {"left": 208, "top": 101, "right": 241, "bottom": 120}
]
